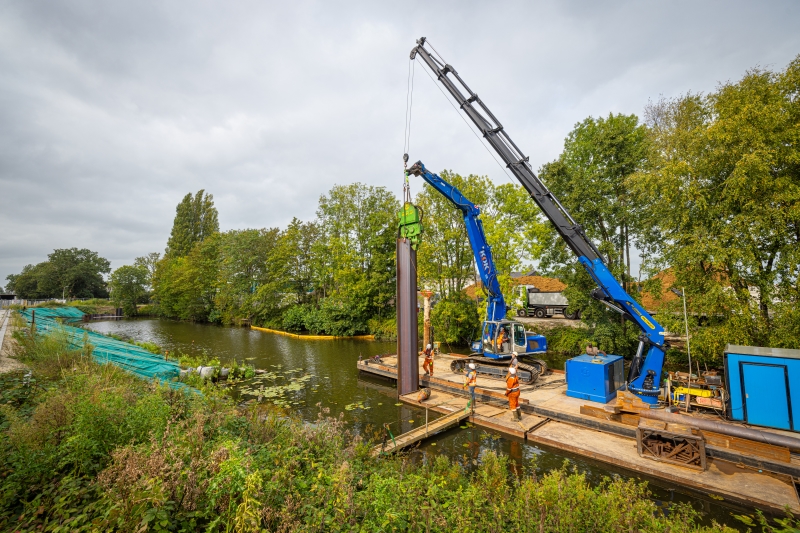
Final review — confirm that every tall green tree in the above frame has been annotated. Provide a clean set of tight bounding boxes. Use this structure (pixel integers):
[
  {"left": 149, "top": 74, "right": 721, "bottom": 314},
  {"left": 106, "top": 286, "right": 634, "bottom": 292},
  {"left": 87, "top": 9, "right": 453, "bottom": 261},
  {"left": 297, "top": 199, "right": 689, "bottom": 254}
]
[
  {"left": 414, "top": 171, "right": 547, "bottom": 321},
  {"left": 134, "top": 252, "right": 161, "bottom": 289},
  {"left": 5, "top": 249, "right": 110, "bottom": 299},
  {"left": 278, "top": 218, "right": 321, "bottom": 304},
  {"left": 165, "top": 190, "right": 219, "bottom": 258},
  {"left": 153, "top": 235, "right": 221, "bottom": 321},
  {"left": 535, "top": 115, "right": 650, "bottom": 355},
  {"left": 633, "top": 55, "right": 800, "bottom": 361},
  {"left": 415, "top": 171, "right": 492, "bottom": 297},
  {"left": 109, "top": 265, "right": 149, "bottom": 315},
  {"left": 214, "top": 228, "right": 283, "bottom": 325},
  {"left": 313, "top": 183, "right": 398, "bottom": 335}
]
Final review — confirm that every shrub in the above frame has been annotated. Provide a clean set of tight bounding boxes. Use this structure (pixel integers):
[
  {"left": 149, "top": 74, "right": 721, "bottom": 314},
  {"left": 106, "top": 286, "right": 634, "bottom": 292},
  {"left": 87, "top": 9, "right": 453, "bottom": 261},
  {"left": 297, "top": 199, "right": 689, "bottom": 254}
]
[
  {"left": 431, "top": 292, "right": 481, "bottom": 345},
  {"left": 0, "top": 326, "right": 753, "bottom": 532}
]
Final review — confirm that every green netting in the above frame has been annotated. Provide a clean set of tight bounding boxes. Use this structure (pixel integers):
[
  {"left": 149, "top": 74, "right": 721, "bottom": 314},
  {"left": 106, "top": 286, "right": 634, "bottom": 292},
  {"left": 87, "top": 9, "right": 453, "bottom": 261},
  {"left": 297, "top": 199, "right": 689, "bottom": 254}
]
[{"left": 19, "top": 307, "right": 189, "bottom": 390}]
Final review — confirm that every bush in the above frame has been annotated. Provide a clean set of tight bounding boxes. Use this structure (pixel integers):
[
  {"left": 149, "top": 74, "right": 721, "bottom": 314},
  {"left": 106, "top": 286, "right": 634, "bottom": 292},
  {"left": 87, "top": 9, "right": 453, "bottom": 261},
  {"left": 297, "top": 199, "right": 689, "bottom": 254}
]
[
  {"left": 431, "top": 292, "right": 481, "bottom": 345},
  {"left": 368, "top": 316, "right": 396, "bottom": 340},
  {"left": 281, "top": 304, "right": 308, "bottom": 332},
  {"left": 545, "top": 325, "right": 591, "bottom": 355},
  {"left": 0, "top": 327, "right": 753, "bottom": 532}
]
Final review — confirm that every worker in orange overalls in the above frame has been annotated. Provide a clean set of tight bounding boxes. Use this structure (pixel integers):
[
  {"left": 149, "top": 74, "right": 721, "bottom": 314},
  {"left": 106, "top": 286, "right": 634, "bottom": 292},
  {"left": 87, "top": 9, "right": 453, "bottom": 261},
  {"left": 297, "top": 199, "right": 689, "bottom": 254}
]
[
  {"left": 506, "top": 367, "right": 521, "bottom": 420},
  {"left": 422, "top": 343, "right": 434, "bottom": 376},
  {"left": 464, "top": 363, "right": 477, "bottom": 410}
]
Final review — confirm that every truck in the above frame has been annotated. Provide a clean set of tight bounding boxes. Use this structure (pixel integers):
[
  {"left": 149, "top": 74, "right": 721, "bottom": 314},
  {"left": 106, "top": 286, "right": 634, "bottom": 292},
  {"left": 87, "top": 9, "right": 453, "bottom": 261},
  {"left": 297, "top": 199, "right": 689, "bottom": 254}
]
[
  {"left": 514, "top": 285, "right": 579, "bottom": 319},
  {"left": 410, "top": 37, "right": 668, "bottom": 404}
]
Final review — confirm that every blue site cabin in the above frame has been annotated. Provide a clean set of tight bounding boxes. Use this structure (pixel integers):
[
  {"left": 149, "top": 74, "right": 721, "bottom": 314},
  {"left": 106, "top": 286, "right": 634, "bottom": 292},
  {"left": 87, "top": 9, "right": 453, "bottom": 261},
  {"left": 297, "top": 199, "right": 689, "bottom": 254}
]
[{"left": 724, "top": 344, "right": 800, "bottom": 432}]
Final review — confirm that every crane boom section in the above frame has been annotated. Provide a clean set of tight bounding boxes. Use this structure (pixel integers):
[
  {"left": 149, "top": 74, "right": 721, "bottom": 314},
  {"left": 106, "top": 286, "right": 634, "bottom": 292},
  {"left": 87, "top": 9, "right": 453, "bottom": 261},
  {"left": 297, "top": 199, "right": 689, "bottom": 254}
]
[
  {"left": 410, "top": 37, "right": 667, "bottom": 400},
  {"left": 407, "top": 162, "right": 506, "bottom": 321}
]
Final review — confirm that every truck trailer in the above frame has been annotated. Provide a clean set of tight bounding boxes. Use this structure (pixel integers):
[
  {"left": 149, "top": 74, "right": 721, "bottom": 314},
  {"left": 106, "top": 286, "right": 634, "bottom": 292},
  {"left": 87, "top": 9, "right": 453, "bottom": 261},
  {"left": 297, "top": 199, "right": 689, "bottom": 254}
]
[{"left": 514, "top": 285, "right": 579, "bottom": 319}]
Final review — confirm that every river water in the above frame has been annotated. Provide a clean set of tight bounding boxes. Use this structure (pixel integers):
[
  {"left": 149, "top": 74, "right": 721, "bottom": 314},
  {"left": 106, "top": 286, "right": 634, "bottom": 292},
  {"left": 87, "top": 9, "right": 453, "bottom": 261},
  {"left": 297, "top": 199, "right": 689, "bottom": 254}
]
[{"left": 84, "top": 318, "right": 750, "bottom": 529}]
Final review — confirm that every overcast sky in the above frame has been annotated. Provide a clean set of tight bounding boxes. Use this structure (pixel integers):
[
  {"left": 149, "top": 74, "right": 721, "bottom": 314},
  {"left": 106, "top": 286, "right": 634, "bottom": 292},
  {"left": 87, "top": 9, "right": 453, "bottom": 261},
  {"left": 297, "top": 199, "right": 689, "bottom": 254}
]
[{"left": 1, "top": 1, "right": 799, "bottom": 286}]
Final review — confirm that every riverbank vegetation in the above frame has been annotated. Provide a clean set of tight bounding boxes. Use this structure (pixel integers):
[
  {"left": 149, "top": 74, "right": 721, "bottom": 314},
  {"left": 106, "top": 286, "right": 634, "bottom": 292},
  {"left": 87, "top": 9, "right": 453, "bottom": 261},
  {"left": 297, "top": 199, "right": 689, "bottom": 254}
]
[{"left": 0, "top": 328, "right": 762, "bottom": 533}]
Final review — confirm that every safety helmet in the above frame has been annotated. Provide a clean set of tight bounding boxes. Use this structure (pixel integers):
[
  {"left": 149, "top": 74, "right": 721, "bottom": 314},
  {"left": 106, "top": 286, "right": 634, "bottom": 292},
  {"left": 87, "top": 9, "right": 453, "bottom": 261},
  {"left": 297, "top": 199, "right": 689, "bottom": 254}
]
[
  {"left": 509, "top": 367, "right": 517, "bottom": 374},
  {"left": 512, "top": 351, "right": 518, "bottom": 357},
  {"left": 468, "top": 363, "right": 476, "bottom": 369},
  {"left": 427, "top": 344, "right": 432, "bottom": 349}
]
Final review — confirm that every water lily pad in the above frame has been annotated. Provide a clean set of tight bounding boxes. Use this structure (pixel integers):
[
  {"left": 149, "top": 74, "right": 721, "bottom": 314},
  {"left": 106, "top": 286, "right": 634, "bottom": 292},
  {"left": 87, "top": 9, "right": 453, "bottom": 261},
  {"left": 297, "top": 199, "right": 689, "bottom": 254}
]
[
  {"left": 408, "top": 420, "right": 414, "bottom": 423},
  {"left": 430, "top": 442, "right": 436, "bottom": 446},
  {"left": 462, "top": 443, "right": 470, "bottom": 448},
  {"left": 394, "top": 403, "right": 402, "bottom": 406}
]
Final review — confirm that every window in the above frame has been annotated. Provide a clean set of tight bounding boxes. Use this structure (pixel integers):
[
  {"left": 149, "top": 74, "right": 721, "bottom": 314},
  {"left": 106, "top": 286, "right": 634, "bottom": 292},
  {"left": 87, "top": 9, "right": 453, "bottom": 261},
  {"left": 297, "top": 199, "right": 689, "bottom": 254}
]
[{"left": 514, "top": 323, "right": 526, "bottom": 347}]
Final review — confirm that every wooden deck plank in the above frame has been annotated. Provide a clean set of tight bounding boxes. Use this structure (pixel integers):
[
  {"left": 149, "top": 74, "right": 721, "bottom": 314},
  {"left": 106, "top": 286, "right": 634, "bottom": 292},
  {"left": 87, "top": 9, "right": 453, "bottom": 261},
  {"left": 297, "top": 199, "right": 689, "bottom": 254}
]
[
  {"left": 371, "top": 407, "right": 469, "bottom": 456},
  {"left": 360, "top": 352, "right": 800, "bottom": 512},
  {"left": 527, "top": 420, "right": 800, "bottom": 514}
]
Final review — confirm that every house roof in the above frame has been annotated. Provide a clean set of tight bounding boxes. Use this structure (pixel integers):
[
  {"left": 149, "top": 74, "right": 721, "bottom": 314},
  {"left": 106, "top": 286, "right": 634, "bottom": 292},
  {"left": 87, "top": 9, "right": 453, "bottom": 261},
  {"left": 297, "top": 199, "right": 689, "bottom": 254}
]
[{"left": 638, "top": 269, "right": 679, "bottom": 311}]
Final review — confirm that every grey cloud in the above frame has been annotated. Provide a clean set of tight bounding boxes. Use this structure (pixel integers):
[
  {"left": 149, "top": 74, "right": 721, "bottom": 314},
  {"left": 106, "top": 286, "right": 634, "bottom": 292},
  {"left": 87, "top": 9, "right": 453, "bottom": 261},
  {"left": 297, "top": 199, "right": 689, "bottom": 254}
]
[{"left": 1, "top": 1, "right": 799, "bottom": 282}]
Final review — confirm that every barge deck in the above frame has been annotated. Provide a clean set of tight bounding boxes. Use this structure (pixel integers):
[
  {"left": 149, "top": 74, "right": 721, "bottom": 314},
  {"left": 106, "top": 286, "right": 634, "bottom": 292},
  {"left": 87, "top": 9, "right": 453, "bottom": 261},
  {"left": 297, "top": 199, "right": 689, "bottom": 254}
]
[{"left": 357, "top": 353, "right": 800, "bottom": 514}]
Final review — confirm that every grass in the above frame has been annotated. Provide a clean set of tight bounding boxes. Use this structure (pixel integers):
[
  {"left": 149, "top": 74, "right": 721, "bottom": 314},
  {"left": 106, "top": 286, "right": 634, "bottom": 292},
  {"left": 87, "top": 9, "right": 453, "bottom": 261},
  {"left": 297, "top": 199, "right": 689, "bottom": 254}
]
[{"left": 1, "top": 321, "right": 790, "bottom": 532}]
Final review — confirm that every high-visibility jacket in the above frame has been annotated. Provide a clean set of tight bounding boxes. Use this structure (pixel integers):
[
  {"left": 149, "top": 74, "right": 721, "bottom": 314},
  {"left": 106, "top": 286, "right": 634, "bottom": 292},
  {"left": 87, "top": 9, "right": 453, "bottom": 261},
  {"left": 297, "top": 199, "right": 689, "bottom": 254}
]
[
  {"left": 506, "top": 375, "right": 520, "bottom": 393},
  {"left": 423, "top": 348, "right": 433, "bottom": 361},
  {"left": 466, "top": 370, "right": 477, "bottom": 386}
]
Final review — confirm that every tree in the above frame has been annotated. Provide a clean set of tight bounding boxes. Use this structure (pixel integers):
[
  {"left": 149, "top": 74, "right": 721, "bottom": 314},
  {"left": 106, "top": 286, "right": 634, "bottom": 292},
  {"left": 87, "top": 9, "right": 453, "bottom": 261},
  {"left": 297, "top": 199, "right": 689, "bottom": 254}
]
[
  {"left": 109, "top": 265, "right": 149, "bottom": 316},
  {"left": 313, "top": 183, "right": 398, "bottom": 334},
  {"left": 165, "top": 190, "right": 219, "bottom": 258},
  {"left": 533, "top": 115, "right": 650, "bottom": 355},
  {"left": 153, "top": 234, "right": 221, "bottom": 321},
  {"left": 214, "top": 228, "right": 283, "bottom": 325},
  {"left": 633, "top": 55, "right": 800, "bottom": 361},
  {"left": 46, "top": 248, "right": 111, "bottom": 298},
  {"left": 278, "top": 218, "right": 321, "bottom": 305},
  {"left": 415, "top": 171, "right": 492, "bottom": 298},
  {"left": 5, "top": 249, "right": 110, "bottom": 299},
  {"left": 414, "top": 171, "right": 547, "bottom": 320},
  {"left": 134, "top": 252, "right": 161, "bottom": 289}
]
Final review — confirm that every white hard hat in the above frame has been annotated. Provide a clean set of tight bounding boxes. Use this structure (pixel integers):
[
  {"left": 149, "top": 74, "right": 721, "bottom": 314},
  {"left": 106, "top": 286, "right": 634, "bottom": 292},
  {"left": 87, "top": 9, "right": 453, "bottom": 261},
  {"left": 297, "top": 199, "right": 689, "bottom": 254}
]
[
  {"left": 512, "top": 351, "right": 518, "bottom": 357},
  {"left": 509, "top": 367, "right": 517, "bottom": 374},
  {"left": 468, "top": 363, "right": 476, "bottom": 369},
  {"left": 427, "top": 344, "right": 432, "bottom": 349}
]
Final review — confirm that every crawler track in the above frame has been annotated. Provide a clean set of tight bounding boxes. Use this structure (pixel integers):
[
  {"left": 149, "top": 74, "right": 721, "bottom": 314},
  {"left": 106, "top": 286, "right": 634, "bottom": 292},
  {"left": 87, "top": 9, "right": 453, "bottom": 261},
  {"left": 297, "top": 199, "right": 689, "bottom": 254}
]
[{"left": 450, "top": 355, "right": 540, "bottom": 384}]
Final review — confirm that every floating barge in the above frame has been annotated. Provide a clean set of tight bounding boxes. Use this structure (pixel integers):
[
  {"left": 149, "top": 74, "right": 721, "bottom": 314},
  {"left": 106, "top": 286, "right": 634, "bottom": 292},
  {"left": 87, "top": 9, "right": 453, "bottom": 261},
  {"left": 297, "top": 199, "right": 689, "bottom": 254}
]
[{"left": 358, "top": 353, "right": 800, "bottom": 514}]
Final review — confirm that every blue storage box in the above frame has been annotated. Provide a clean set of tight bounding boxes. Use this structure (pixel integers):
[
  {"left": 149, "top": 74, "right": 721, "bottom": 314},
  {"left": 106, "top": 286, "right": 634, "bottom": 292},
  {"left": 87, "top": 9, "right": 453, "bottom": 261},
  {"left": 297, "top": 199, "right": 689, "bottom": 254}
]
[
  {"left": 724, "top": 345, "right": 800, "bottom": 431},
  {"left": 565, "top": 354, "right": 625, "bottom": 404}
]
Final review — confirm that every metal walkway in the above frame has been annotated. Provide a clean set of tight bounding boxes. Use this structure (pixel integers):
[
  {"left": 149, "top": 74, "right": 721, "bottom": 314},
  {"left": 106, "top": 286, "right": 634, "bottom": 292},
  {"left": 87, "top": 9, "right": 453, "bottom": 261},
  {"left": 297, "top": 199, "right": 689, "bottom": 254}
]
[{"left": 372, "top": 406, "right": 471, "bottom": 456}]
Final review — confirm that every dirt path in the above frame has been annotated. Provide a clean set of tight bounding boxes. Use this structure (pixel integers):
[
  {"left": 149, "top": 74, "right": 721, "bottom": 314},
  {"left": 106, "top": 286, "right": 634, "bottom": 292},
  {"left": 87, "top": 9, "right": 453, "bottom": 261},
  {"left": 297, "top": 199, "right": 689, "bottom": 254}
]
[{"left": 0, "top": 309, "right": 26, "bottom": 374}]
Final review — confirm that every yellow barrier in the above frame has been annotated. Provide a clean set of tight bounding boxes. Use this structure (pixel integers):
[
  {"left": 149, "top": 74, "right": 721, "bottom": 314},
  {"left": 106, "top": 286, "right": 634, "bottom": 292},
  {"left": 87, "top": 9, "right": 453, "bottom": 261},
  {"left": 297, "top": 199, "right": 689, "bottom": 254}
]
[{"left": 250, "top": 325, "right": 375, "bottom": 341}]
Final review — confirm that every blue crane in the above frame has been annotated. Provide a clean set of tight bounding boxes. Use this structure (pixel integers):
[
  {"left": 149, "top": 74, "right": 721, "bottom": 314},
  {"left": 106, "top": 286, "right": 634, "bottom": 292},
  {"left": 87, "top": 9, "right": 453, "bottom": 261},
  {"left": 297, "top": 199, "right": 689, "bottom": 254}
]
[
  {"left": 410, "top": 37, "right": 667, "bottom": 404},
  {"left": 406, "top": 161, "right": 548, "bottom": 384}
]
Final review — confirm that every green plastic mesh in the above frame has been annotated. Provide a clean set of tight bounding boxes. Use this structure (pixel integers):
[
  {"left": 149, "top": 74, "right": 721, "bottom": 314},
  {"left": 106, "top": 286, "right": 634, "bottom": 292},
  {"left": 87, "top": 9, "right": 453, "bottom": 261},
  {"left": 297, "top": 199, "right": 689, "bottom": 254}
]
[{"left": 20, "top": 307, "right": 186, "bottom": 389}]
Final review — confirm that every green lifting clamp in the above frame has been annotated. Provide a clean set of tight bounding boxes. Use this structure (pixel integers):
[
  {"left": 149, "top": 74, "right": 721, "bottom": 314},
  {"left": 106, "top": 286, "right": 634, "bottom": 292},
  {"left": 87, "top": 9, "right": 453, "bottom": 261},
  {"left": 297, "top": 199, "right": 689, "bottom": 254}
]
[{"left": 398, "top": 170, "right": 423, "bottom": 250}]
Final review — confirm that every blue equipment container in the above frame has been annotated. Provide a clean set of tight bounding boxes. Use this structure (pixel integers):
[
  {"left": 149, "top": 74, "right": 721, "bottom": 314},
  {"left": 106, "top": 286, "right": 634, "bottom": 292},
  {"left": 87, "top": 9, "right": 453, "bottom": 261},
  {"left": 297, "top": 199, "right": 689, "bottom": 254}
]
[
  {"left": 724, "top": 344, "right": 800, "bottom": 431},
  {"left": 565, "top": 354, "right": 625, "bottom": 404}
]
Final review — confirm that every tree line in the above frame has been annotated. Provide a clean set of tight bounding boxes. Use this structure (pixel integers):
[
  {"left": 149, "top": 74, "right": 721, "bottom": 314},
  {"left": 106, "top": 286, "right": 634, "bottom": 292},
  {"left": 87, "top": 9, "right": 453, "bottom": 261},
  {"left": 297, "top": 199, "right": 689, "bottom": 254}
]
[{"left": 6, "top": 54, "right": 799, "bottom": 362}]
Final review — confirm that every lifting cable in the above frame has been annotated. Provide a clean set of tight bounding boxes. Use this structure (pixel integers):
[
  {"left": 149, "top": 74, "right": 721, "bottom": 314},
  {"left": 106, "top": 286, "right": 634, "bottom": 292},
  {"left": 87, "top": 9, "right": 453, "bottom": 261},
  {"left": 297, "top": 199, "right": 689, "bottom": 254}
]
[{"left": 402, "top": 58, "right": 416, "bottom": 204}]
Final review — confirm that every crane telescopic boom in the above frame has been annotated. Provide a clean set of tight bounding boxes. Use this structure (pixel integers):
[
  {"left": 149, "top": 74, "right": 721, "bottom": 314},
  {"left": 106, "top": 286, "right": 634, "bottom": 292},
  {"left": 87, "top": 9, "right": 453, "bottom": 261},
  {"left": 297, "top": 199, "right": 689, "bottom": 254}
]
[{"left": 410, "top": 37, "right": 667, "bottom": 403}]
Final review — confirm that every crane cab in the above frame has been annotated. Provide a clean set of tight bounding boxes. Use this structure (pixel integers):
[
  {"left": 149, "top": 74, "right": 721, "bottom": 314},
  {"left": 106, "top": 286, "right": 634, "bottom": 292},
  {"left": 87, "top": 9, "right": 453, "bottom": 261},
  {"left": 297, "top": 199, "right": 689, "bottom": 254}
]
[{"left": 470, "top": 319, "right": 547, "bottom": 360}]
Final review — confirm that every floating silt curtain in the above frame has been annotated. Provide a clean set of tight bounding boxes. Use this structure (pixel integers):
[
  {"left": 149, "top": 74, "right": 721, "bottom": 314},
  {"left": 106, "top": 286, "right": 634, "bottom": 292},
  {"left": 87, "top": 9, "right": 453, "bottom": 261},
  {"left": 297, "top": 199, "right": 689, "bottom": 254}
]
[{"left": 396, "top": 238, "right": 419, "bottom": 396}]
